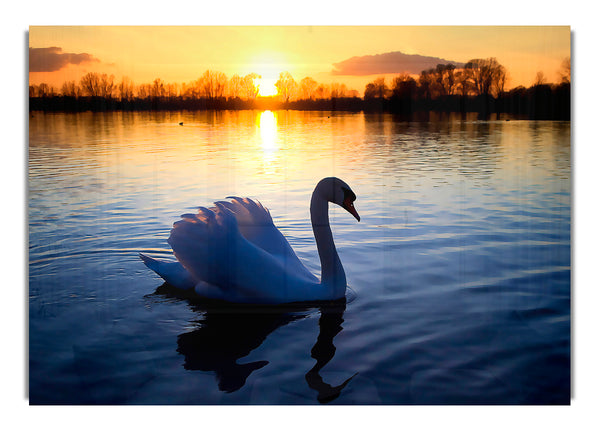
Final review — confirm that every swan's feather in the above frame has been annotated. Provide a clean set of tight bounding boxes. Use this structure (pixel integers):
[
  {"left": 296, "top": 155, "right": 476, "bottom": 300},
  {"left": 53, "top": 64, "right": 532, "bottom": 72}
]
[
  {"left": 138, "top": 253, "right": 196, "bottom": 290},
  {"left": 218, "top": 197, "right": 314, "bottom": 279},
  {"left": 166, "top": 198, "right": 319, "bottom": 302}
]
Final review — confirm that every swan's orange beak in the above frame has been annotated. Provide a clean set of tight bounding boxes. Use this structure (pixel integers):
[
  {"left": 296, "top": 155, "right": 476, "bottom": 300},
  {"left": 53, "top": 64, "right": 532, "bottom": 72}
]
[{"left": 343, "top": 197, "right": 360, "bottom": 222}]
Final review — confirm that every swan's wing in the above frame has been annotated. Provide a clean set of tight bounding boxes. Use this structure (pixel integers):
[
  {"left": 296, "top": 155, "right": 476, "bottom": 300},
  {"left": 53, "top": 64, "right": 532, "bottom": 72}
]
[
  {"left": 168, "top": 203, "right": 254, "bottom": 291},
  {"left": 168, "top": 203, "right": 305, "bottom": 300},
  {"left": 216, "top": 197, "right": 316, "bottom": 281},
  {"left": 217, "top": 197, "right": 287, "bottom": 254}
]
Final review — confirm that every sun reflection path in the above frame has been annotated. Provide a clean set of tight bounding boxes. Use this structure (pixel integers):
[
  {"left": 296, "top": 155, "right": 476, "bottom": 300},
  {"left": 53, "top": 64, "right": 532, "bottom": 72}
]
[{"left": 259, "top": 110, "right": 278, "bottom": 156}]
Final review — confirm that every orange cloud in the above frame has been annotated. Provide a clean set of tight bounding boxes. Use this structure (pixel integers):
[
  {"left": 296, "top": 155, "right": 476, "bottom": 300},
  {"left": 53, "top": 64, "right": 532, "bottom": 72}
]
[
  {"left": 29, "top": 47, "right": 99, "bottom": 72},
  {"left": 332, "top": 51, "right": 464, "bottom": 76}
]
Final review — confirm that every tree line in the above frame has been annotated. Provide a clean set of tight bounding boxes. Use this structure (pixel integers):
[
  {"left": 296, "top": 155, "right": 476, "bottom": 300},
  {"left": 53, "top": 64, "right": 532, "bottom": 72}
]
[
  {"left": 29, "top": 70, "right": 359, "bottom": 102},
  {"left": 29, "top": 57, "right": 570, "bottom": 120}
]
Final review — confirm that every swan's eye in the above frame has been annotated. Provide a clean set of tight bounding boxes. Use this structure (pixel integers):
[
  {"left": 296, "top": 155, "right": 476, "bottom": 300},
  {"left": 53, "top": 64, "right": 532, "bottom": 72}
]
[{"left": 341, "top": 186, "right": 356, "bottom": 202}]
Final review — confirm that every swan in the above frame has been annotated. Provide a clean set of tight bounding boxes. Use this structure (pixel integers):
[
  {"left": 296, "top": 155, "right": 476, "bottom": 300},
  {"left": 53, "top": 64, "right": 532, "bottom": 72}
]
[{"left": 140, "top": 177, "right": 360, "bottom": 304}]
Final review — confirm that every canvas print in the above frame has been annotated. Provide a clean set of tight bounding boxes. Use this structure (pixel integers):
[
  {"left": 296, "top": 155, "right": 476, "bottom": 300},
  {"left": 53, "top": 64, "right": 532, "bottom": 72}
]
[{"left": 28, "top": 26, "right": 571, "bottom": 404}]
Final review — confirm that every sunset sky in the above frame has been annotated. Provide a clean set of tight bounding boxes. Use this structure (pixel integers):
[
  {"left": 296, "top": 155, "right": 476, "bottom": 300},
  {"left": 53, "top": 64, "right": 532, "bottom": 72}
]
[{"left": 29, "top": 26, "right": 570, "bottom": 95}]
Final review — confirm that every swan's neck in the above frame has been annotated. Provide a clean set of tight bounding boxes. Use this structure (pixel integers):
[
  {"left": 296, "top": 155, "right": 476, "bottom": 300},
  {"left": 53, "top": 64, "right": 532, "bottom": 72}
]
[{"left": 310, "top": 192, "right": 346, "bottom": 297}]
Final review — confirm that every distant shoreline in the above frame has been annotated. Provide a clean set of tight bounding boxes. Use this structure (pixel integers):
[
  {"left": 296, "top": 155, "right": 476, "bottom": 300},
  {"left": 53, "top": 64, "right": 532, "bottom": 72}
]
[{"left": 29, "top": 88, "right": 570, "bottom": 121}]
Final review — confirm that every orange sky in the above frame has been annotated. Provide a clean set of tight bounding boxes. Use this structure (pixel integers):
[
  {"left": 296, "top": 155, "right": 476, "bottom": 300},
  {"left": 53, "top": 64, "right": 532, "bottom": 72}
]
[{"left": 29, "top": 26, "right": 570, "bottom": 93}]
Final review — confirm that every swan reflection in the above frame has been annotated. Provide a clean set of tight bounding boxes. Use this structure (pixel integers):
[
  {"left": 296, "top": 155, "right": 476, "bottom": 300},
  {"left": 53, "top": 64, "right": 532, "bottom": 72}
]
[
  {"left": 305, "top": 302, "right": 358, "bottom": 403},
  {"left": 176, "top": 304, "right": 302, "bottom": 393},
  {"left": 154, "top": 285, "right": 355, "bottom": 402}
]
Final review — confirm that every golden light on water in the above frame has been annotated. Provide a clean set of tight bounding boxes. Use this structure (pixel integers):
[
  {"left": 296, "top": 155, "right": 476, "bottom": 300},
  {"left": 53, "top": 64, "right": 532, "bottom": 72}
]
[
  {"left": 257, "top": 110, "right": 279, "bottom": 174},
  {"left": 259, "top": 110, "right": 278, "bottom": 153}
]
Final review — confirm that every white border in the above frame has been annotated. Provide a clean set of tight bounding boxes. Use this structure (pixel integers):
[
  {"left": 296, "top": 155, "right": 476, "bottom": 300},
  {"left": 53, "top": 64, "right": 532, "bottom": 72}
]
[{"left": 4, "top": 1, "right": 599, "bottom": 430}]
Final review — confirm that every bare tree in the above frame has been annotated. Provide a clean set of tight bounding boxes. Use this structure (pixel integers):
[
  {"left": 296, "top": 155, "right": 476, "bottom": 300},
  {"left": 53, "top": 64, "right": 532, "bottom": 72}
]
[
  {"left": 60, "top": 81, "right": 79, "bottom": 98},
  {"left": 151, "top": 78, "right": 166, "bottom": 99},
  {"left": 315, "top": 83, "right": 329, "bottom": 100},
  {"left": 493, "top": 69, "right": 508, "bottom": 96},
  {"left": 165, "top": 83, "right": 178, "bottom": 100},
  {"left": 418, "top": 71, "right": 435, "bottom": 99},
  {"left": 118, "top": 77, "right": 135, "bottom": 101},
  {"left": 392, "top": 74, "right": 417, "bottom": 99},
  {"left": 275, "top": 71, "right": 297, "bottom": 102},
  {"left": 559, "top": 57, "right": 571, "bottom": 84},
  {"left": 80, "top": 72, "right": 114, "bottom": 98},
  {"left": 184, "top": 78, "right": 202, "bottom": 100},
  {"left": 534, "top": 71, "right": 547, "bottom": 86},
  {"left": 299, "top": 77, "right": 318, "bottom": 100},
  {"left": 434, "top": 64, "right": 457, "bottom": 96},
  {"left": 330, "top": 82, "right": 348, "bottom": 98},
  {"left": 229, "top": 74, "right": 244, "bottom": 99},
  {"left": 364, "top": 77, "right": 387, "bottom": 99},
  {"left": 200, "top": 70, "right": 227, "bottom": 100},
  {"left": 137, "top": 83, "right": 152, "bottom": 99},
  {"left": 80, "top": 72, "right": 101, "bottom": 97},
  {"left": 242, "top": 73, "right": 259, "bottom": 100},
  {"left": 32, "top": 83, "right": 55, "bottom": 97},
  {"left": 99, "top": 74, "right": 115, "bottom": 99},
  {"left": 455, "top": 69, "right": 473, "bottom": 97},
  {"left": 463, "top": 58, "right": 506, "bottom": 97}
]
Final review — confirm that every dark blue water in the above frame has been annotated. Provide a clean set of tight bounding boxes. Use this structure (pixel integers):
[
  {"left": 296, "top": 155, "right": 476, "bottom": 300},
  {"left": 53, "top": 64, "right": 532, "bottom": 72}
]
[{"left": 28, "top": 111, "right": 570, "bottom": 404}]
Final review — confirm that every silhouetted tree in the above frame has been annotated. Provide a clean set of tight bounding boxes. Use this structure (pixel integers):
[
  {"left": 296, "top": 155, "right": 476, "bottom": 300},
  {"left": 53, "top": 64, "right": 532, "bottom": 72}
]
[
  {"left": 418, "top": 70, "right": 435, "bottom": 100},
  {"left": 118, "top": 77, "right": 135, "bottom": 101},
  {"left": 229, "top": 74, "right": 244, "bottom": 99},
  {"left": 165, "top": 82, "right": 178, "bottom": 100},
  {"left": 99, "top": 74, "right": 115, "bottom": 99},
  {"left": 391, "top": 74, "right": 417, "bottom": 99},
  {"left": 137, "top": 83, "right": 152, "bottom": 99},
  {"left": 364, "top": 77, "right": 387, "bottom": 99},
  {"left": 275, "top": 71, "right": 297, "bottom": 102},
  {"left": 151, "top": 78, "right": 165, "bottom": 99},
  {"left": 32, "top": 83, "right": 55, "bottom": 97},
  {"left": 60, "top": 81, "right": 79, "bottom": 98},
  {"left": 299, "top": 77, "right": 318, "bottom": 100},
  {"left": 559, "top": 57, "right": 571, "bottom": 84},
  {"left": 534, "top": 71, "right": 547, "bottom": 86},
  {"left": 464, "top": 58, "right": 506, "bottom": 97},
  {"left": 434, "top": 64, "right": 457, "bottom": 96},
  {"left": 242, "top": 73, "right": 260, "bottom": 100},
  {"left": 455, "top": 69, "right": 473, "bottom": 97},
  {"left": 315, "top": 84, "right": 329, "bottom": 100},
  {"left": 80, "top": 72, "right": 114, "bottom": 98},
  {"left": 200, "top": 70, "right": 227, "bottom": 100},
  {"left": 330, "top": 82, "right": 348, "bottom": 98},
  {"left": 493, "top": 68, "right": 507, "bottom": 97},
  {"left": 80, "top": 72, "right": 101, "bottom": 97}
]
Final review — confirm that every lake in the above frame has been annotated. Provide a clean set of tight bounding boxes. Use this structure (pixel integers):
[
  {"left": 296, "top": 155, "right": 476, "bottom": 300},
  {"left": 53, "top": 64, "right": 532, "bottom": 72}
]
[{"left": 28, "top": 110, "right": 570, "bottom": 404}]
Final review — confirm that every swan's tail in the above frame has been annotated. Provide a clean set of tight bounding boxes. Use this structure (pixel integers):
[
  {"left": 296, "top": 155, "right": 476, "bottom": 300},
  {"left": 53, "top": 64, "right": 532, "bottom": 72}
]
[
  {"left": 139, "top": 252, "right": 159, "bottom": 272},
  {"left": 139, "top": 253, "right": 196, "bottom": 290}
]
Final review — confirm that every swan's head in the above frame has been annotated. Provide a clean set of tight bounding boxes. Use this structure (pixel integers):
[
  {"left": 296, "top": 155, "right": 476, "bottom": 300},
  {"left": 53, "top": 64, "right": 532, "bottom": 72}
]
[{"left": 316, "top": 177, "right": 360, "bottom": 222}]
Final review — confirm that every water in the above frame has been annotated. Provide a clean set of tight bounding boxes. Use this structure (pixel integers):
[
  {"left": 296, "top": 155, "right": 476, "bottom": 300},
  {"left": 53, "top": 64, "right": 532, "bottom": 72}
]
[{"left": 28, "top": 110, "right": 571, "bottom": 404}]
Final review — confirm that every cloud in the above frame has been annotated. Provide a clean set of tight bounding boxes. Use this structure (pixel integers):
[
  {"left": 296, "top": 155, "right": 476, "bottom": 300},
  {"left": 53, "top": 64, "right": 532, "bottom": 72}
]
[
  {"left": 29, "top": 46, "right": 100, "bottom": 72},
  {"left": 332, "top": 51, "right": 464, "bottom": 76}
]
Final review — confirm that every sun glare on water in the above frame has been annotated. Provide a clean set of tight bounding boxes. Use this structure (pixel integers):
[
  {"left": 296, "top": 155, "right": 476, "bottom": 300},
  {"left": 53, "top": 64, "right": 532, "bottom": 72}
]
[{"left": 259, "top": 110, "right": 278, "bottom": 153}]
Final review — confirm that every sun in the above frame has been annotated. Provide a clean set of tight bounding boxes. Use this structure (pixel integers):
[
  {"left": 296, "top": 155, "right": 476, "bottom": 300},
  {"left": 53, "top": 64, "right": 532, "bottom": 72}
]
[
  {"left": 256, "top": 76, "right": 278, "bottom": 97},
  {"left": 249, "top": 52, "right": 289, "bottom": 97}
]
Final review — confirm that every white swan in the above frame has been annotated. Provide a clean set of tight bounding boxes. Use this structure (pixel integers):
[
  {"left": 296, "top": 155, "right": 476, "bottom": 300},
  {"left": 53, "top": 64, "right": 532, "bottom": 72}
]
[{"left": 140, "top": 177, "right": 360, "bottom": 304}]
